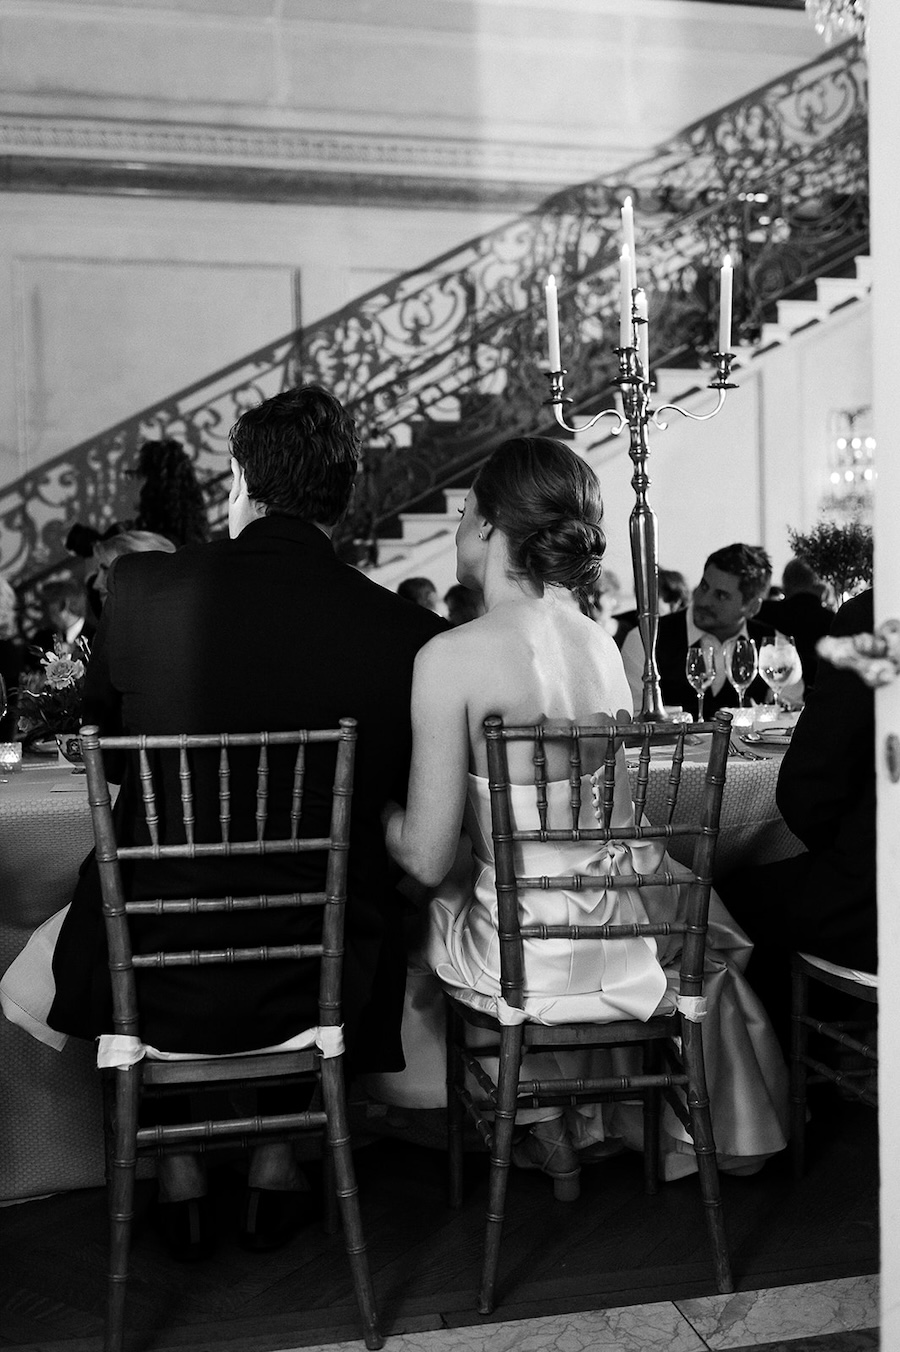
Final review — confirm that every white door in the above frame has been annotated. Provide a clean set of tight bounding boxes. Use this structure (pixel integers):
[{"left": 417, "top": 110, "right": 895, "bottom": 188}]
[{"left": 867, "top": 3, "right": 900, "bottom": 1339}]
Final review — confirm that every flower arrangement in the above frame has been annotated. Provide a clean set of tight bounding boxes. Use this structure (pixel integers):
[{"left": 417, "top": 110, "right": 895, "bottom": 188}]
[
  {"left": 18, "top": 638, "right": 90, "bottom": 744},
  {"left": 787, "top": 518, "right": 873, "bottom": 606}
]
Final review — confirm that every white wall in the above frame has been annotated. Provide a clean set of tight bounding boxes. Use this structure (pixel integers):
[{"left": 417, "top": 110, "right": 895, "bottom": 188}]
[{"left": 0, "top": 0, "right": 821, "bottom": 506}]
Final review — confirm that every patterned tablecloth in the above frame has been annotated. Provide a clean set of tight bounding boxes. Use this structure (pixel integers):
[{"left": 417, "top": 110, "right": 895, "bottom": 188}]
[
  {"left": 0, "top": 761, "right": 105, "bottom": 1202},
  {"left": 625, "top": 737, "right": 804, "bottom": 878}
]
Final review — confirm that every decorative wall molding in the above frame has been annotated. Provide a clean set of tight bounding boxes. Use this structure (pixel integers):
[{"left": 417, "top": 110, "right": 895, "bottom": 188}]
[{"left": 0, "top": 115, "right": 619, "bottom": 207}]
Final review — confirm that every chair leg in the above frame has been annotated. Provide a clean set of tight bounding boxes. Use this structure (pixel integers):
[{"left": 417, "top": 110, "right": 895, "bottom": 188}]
[
  {"left": 642, "top": 1040, "right": 661, "bottom": 1196},
  {"left": 681, "top": 1021, "right": 733, "bottom": 1295},
  {"left": 105, "top": 1065, "right": 140, "bottom": 1352},
  {"left": 445, "top": 999, "right": 465, "bottom": 1209},
  {"left": 479, "top": 1022, "right": 524, "bottom": 1316},
  {"left": 790, "top": 963, "right": 810, "bottom": 1179},
  {"left": 322, "top": 1135, "right": 338, "bottom": 1236},
  {"left": 320, "top": 1056, "right": 384, "bottom": 1351}
]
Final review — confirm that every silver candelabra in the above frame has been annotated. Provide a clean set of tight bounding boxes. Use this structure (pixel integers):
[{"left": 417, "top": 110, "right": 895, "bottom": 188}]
[{"left": 544, "top": 284, "right": 738, "bottom": 719}]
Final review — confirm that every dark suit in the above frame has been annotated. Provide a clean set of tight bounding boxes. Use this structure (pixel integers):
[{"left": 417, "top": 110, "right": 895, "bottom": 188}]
[
  {"left": 718, "top": 591, "right": 875, "bottom": 1038},
  {"left": 48, "top": 515, "right": 446, "bottom": 1071},
  {"left": 652, "top": 609, "right": 772, "bottom": 713}
]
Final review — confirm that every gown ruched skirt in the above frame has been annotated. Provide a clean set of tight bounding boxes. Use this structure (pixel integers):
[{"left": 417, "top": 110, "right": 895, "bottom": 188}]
[{"left": 368, "top": 774, "right": 789, "bottom": 1179}]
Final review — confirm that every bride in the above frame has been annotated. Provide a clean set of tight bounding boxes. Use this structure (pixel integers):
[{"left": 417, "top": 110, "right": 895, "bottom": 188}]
[{"left": 382, "top": 435, "right": 788, "bottom": 1195}]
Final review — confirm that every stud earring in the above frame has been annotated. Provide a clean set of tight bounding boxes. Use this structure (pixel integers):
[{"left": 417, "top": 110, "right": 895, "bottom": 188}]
[{"left": 478, "top": 531, "right": 485, "bottom": 541}]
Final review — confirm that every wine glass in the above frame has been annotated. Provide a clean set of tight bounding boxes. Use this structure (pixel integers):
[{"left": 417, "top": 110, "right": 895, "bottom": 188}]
[
  {"left": 685, "top": 642, "right": 717, "bottom": 723},
  {"left": 757, "top": 635, "right": 801, "bottom": 713},
  {"left": 728, "top": 636, "right": 758, "bottom": 708},
  {"left": 0, "top": 675, "right": 6, "bottom": 724}
]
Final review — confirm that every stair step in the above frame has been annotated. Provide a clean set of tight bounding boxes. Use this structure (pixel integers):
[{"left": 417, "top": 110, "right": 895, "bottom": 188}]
[
  {"left": 776, "top": 298, "right": 826, "bottom": 331},
  {"left": 652, "top": 367, "right": 704, "bottom": 401},
  {"left": 816, "top": 275, "right": 869, "bottom": 310},
  {"left": 758, "top": 321, "right": 791, "bottom": 348},
  {"left": 397, "top": 512, "right": 457, "bottom": 544}
]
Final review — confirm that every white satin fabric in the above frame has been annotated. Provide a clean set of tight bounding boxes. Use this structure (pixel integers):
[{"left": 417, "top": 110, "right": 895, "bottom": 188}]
[{"left": 370, "top": 773, "right": 789, "bottom": 1179}]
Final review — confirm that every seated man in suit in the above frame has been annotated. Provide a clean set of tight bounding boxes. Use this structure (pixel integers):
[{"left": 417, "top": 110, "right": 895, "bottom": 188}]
[
  {"left": 717, "top": 589, "right": 875, "bottom": 1045},
  {"left": 45, "top": 384, "right": 446, "bottom": 1252},
  {"left": 621, "top": 542, "right": 777, "bottom": 715}
]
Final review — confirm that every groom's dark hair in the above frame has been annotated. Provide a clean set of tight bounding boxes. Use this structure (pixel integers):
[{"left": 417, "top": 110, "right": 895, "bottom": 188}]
[{"left": 229, "top": 384, "right": 360, "bottom": 527}]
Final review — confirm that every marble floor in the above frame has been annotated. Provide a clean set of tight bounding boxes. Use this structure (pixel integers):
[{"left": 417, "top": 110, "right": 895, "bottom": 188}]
[{"left": 277, "top": 1274, "right": 880, "bottom": 1351}]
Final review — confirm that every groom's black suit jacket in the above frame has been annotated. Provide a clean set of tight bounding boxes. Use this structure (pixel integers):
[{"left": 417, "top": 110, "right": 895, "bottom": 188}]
[{"left": 48, "top": 514, "right": 445, "bottom": 1069}]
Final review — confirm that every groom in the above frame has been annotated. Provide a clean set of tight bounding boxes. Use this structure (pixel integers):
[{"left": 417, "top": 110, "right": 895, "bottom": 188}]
[{"left": 48, "top": 384, "right": 446, "bottom": 1075}]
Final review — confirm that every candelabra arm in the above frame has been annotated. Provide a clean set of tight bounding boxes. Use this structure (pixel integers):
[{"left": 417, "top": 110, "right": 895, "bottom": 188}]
[
  {"left": 653, "top": 388, "right": 727, "bottom": 430},
  {"left": 544, "top": 370, "right": 627, "bottom": 436},
  {"left": 651, "top": 352, "right": 737, "bottom": 429}
]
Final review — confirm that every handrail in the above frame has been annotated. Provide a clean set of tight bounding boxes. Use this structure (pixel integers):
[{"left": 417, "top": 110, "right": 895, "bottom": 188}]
[{"left": 3, "top": 39, "right": 867, "bottom": 602}]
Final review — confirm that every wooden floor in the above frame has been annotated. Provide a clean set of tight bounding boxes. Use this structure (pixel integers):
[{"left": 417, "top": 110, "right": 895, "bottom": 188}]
[{"left": 0, "top": 1086, "right": 878, "bottom": 1352}]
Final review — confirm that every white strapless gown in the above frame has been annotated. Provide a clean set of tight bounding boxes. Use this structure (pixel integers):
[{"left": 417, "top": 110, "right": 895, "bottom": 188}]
[{"left": 368, "top": 774, "right": 789, "bottom": 1179}]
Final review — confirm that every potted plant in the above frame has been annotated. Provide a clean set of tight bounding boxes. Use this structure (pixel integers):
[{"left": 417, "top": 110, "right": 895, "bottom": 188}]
[{"left": 787, "top": 518, "right": 873, "bottom": 607}]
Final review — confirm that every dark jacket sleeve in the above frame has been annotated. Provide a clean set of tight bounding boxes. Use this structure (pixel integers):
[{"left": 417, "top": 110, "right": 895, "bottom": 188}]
[{"left": 775, "top": 591, "right": 874, "bottom": 852}]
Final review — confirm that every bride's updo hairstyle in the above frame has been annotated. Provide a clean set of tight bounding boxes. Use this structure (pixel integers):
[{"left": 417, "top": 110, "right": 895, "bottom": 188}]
[{"left": 472, "top": 436, "right": 606, "bottom": 591}]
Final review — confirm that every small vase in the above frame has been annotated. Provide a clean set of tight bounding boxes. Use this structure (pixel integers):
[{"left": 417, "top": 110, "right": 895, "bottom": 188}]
[{"left": 55, "top": 733, "right": 85, "bottom": 772}]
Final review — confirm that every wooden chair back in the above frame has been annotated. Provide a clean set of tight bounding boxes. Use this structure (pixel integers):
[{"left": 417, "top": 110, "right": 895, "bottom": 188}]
[
  {"left": 484, "top": 712, "right": 731, "bottom": 1013},
  {"left": 80, "top": 721, "right": 357, "bottom": 1045}
]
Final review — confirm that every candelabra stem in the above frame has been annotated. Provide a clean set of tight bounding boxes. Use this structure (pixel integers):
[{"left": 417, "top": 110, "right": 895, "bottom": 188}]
[{"left": 619, "top": 352, "right": 666, "bottom": 721}]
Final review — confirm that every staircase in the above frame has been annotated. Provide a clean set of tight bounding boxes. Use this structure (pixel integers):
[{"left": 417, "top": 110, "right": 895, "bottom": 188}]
[{"left": 2, "top": 38, "right": 868, "bottom": 621}]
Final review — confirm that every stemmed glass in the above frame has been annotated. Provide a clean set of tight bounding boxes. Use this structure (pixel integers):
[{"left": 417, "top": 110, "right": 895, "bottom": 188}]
[
  {"left": 757, "top": 635, "right": 801, "bottom": 713},
  {"left": 728, "top": 636, "right": 758, "bottom": 708},
  {"left": 685, "top": 642, "right": 717, "bottom": 724},
  {"left": 0, "top": 675, "right": 6, "bottom": 724}
]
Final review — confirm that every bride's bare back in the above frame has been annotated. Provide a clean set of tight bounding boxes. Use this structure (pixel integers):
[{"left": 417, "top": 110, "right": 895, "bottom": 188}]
[{"left": 443, "top": 594, "right": 632, "bottom": 780}]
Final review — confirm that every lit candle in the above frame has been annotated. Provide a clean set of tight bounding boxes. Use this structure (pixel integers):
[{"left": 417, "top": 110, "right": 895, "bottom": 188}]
[
  {"left": 718, "top": 253, "right": 733, "bottom": 353},
  {"left": 634, "top": 288, "right": 649, "bottom": 373},
  {"left": 619, "top": 246, "right": 632, "bottom": 348},
  {"left": 621, "top": 195, "right": 637, "bottom": 287},
  {"left": 544, "top": 274, "right": 561, "bottom": 370}
]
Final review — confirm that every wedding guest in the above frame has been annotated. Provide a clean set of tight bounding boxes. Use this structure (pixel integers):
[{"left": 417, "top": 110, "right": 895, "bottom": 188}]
[
  {"left": 397, "top": 576, "right": 441, "bottom": 613},
  {"left": 620, "top": 542, "right": 778, "bottom": 714},
  {"left": 577, "top": 569, "right": 623, "bottom": 638},
  {"left": 444, "top": 583, "right": 482, "bottom": 627},
  {"left": 8, "top": 384, "right": 445, "bottom": 1256},
  {"left": 133, "top": 438, "right": 209, "bottom": 547},
  {"left": 757, "top": 556, "right": 834, "bottom": 692},
  {"left": 88, "top": 528, "right": 176, "bottom": 604},
  {"left": 717, "top": 589, "right": 875, "bottom": 1046},
  {"left": 610, "top": 566, "right": 690, "bottom": 651},
  {"left": 25, "top": 576, "right": 92, "bottom": 666}
]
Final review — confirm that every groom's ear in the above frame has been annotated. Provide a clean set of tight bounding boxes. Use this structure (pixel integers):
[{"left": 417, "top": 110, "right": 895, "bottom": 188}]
[{"left": 480, "top": 519, "right": 494, "bottom": 540}]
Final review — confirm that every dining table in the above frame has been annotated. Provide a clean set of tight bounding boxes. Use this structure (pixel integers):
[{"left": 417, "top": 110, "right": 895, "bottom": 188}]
[
  {"left": 625, "top": 720, "right": 805, "bottom": 880},
  {"left": 0, "top": 756, "right": 106, "bottom": 1202}
]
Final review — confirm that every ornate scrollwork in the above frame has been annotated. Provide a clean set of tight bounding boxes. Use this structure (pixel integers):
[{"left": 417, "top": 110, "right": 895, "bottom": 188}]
[{"left": 4, "top": 40, "right": 867, "bottom": 600}]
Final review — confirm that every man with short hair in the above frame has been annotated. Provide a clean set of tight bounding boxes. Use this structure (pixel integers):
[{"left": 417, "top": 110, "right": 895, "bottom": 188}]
[
  {"left": 46, "top": 384, "right": 446, "bottom": 1249},
  {"left": 621, "top": 542, "right": 777, "bottom": 715}
]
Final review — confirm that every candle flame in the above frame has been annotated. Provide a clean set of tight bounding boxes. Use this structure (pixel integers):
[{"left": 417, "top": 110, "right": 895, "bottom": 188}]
[{"left": 723, "top": 253, "right": 733, "bottom": 268}]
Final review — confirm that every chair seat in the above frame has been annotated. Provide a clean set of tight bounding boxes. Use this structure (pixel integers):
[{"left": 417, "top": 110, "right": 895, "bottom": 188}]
[{"left": 796, "top": 952, "right": 878, "bottom": 989}]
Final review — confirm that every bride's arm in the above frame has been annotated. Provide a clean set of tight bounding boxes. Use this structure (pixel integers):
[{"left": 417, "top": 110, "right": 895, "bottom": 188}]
[{"left": 383, "top": 635, "right": 470, "bottom": 886}]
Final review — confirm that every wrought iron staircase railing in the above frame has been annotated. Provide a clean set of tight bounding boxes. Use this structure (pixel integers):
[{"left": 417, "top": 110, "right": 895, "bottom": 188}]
[{"left": 3, "top": 38, "right": 867, "bottom": 608}]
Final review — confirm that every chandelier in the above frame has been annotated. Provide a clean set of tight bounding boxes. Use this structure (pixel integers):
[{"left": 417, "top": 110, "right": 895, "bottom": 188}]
[{"left": 805, "top": 0, "right": 868, "bottom": 45}]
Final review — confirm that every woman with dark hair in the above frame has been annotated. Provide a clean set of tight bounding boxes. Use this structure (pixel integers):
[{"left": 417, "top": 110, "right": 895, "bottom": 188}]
[
  {"left": 381, "top": 436, "right": 787, "bottom": 1196},
  {"left": 134, "top": 439, "right": 209, "bottom": 548}
]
